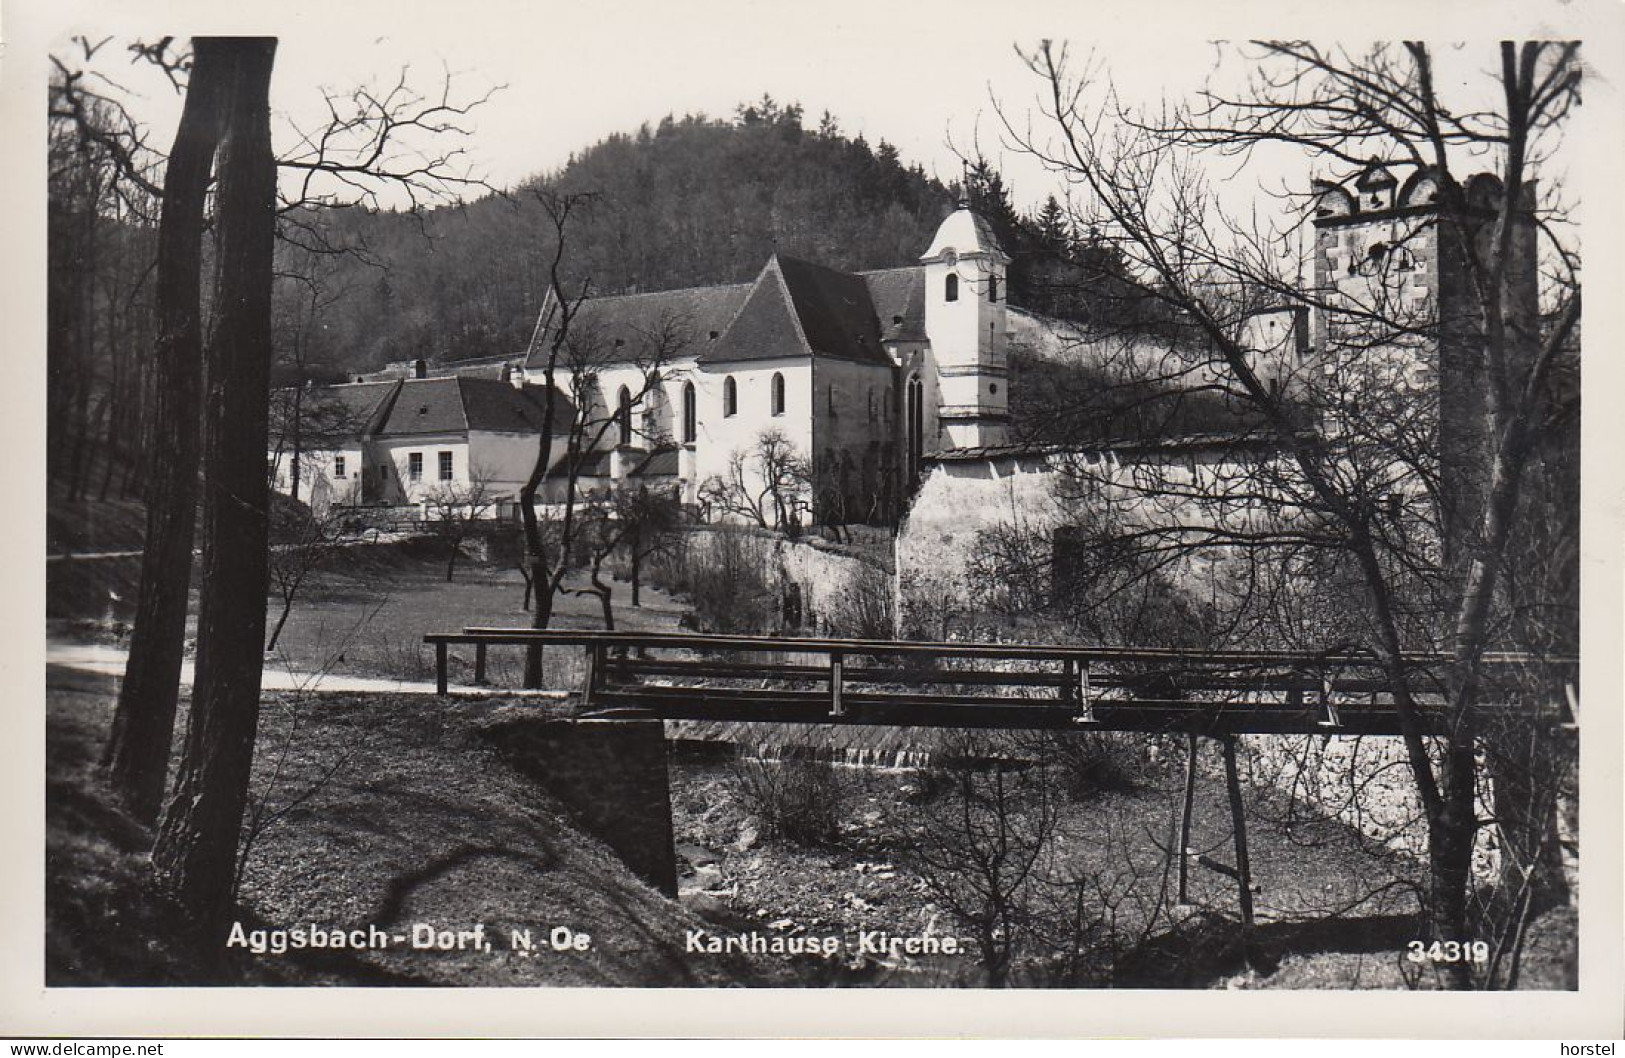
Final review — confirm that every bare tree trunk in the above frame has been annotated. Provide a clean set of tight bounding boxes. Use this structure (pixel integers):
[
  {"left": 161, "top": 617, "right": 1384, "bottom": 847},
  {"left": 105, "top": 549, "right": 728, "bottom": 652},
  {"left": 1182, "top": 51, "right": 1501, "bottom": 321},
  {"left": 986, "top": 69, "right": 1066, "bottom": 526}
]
[
  {"left": 265, "top": 597, "right": 295, "bottom": 654},
  {"left": 101, "top": 41, "right": 233, "bottom": 824},
  {"left": 591, "top": 562, "right": 615, "bottom": 631},
  {"left": 152, "top": 37, "right": 278, "bottom": 949},
  {"left": 1427, "top": 735, "right": 1480, "bottom": 989},
  {"left": 523, "top": 554, "right": 551, "bottom": 686}
]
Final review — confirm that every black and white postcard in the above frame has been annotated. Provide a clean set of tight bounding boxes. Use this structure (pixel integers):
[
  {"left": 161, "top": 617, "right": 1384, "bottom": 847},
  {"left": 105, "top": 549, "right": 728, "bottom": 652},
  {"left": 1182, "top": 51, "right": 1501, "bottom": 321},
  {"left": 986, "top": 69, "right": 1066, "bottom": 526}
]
[{"left": 5, "top": 0, "right": 1622, "bottom": 1040}]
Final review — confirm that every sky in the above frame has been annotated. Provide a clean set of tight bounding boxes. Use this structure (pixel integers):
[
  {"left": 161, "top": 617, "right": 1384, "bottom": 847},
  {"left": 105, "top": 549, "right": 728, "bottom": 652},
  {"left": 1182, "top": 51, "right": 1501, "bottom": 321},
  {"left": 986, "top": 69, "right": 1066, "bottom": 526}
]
[
  {"left": 20, "top": 0, "right": 1604, "bottom": 217},
  {"left": 36, "top": 2, "right": 1224, "bottom": 211},
  {"left": 24, "top": 2, "right": 1366, "bottom": 213}
]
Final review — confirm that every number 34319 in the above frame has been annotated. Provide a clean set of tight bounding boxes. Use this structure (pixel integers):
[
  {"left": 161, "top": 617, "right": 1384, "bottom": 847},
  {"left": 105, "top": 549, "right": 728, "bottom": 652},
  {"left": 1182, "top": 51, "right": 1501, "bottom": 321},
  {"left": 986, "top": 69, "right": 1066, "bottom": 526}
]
[{"left": 1406, "top": 940, "right": 1490, "bottom": 963}]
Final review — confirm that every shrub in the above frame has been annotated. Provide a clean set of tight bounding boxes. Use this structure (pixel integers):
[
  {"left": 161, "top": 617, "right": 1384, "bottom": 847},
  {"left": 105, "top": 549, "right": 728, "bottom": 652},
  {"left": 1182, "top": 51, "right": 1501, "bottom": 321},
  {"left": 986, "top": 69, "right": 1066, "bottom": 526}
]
[
  {"left": 820, "top": 565, "right": 894, "bottom": 641},
  {"left": 652, "top": 529, "right": 778, "bottom": 634},
  {"left": 1032, "top": 731, "right": 1147, "bottom": 801},
  {"left": 731, "top": 755, "right": 849, "bottom": 846}
]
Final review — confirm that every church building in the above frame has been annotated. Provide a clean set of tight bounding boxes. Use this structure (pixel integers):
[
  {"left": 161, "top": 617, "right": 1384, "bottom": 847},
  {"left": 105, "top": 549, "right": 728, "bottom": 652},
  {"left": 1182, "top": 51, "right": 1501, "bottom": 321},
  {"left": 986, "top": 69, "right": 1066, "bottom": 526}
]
[{"left": 520, "top": 202, "right": 1012, "bottom": 525}]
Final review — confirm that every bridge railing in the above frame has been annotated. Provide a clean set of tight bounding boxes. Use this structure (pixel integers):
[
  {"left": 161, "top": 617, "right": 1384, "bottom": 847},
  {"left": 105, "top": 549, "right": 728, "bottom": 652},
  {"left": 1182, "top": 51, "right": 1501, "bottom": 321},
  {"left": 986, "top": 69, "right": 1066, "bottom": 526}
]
[{"left": 422, "top": 628, "right": 1576, "bottom": 735}]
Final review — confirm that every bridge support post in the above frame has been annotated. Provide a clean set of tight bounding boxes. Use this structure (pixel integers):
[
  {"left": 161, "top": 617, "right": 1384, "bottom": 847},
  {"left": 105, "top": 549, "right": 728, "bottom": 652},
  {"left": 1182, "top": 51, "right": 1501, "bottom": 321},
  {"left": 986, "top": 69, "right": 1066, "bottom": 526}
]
[
  {"left": 1220, "top": 736, "right": 1256, "bottom": 962},
  {"left": 482, "top": 714, "right": 678, "bottom": 898},
  {"left": 1178, "top": 733, "right": 1198, "bottom": 905}
]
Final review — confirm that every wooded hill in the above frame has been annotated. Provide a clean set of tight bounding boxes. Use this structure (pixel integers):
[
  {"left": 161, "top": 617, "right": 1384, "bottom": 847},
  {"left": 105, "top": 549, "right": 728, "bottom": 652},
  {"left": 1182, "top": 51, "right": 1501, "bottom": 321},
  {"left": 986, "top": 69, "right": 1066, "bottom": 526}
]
[
  {"left": 282, "top": 99, "right": 961, "bottom": 375},
  {"left": 280, "top": 97, "right": 1166, "bottom": 377}
]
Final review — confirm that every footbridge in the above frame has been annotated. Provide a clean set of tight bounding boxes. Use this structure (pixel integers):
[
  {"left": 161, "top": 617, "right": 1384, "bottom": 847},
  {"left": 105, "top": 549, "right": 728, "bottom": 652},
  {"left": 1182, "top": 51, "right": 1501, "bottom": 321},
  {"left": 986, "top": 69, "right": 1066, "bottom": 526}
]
[
  {"left": 426, "top": 628, "right": 1575, "bottom": 736},
  {"left": 427, "top": 627, "right": 1575, "bottom": 910}
]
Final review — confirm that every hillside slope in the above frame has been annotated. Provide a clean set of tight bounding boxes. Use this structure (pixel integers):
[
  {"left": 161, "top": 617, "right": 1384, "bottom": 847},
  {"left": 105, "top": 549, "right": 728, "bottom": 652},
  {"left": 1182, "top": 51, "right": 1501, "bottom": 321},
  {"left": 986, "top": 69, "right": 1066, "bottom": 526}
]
[{"left": 46, "top": 669, "right": 796, "bottom": 987}]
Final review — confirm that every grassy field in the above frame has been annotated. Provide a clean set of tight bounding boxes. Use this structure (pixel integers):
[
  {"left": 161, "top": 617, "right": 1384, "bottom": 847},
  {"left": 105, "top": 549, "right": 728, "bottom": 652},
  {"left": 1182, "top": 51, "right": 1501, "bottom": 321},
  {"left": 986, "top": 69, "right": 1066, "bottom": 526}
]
[
  {"left": 266, "top": 544, "right": 692, "bottom": 689},
  {"left": 48, "top": 535, "right": 694, "bottom": 692}
]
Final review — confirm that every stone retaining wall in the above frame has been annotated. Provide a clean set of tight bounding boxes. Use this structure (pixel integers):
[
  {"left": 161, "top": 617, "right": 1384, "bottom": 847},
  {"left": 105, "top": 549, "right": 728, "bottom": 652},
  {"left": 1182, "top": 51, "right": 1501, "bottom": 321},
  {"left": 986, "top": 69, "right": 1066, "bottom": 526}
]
[{"left": 682, "top": 526, "right": 894, "bottom": 638}]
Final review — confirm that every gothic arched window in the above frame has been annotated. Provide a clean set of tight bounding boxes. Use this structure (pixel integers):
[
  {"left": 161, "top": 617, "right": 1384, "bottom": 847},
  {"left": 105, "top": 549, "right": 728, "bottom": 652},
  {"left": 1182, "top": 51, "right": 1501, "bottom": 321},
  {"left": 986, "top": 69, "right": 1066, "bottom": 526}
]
[
  {"left": 945, "top": 273, "right": 959, "bottom": 302},
  {"left": 682, "top": 382, "right": 697, "bottom": 442},
  {"left": 616, "top": 386, "right": 633, "bottom": 446},
  {"left": 723, "top": 376, "right": 737, "bottom": 417},
  {"left": 771, "top": 372, "right": 785, "bottom": 416}
]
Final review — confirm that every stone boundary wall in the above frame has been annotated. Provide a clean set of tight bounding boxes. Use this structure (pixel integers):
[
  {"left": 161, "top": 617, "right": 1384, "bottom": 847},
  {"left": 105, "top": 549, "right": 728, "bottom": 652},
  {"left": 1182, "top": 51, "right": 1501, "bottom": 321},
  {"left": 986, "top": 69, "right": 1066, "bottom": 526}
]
[
  {"left": 681, "top": 526, "right": 894, "bottom": 637},
  {"left": 1239, "top": 733, "right": 1502, "bottom": 883}
]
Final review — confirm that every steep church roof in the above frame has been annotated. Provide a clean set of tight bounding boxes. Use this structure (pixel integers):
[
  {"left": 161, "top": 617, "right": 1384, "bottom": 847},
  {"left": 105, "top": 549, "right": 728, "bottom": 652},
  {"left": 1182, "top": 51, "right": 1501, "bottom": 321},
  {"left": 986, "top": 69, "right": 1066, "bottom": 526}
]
[
  {"left": 700, "top": 255, "right": 888, "bottom": 366},
  {"left": 860, "top": 266, "right": 927, "bottom": 343},
  {"left": 525, "top": 283, "right": 752, "bottom": 370}
]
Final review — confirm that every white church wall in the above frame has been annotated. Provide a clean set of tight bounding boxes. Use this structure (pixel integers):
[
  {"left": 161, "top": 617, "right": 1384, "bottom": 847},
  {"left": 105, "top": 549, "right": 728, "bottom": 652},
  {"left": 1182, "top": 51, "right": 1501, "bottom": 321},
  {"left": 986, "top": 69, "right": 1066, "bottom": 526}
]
[
  {"left": 694, "top": 358, "right": 814, "bottom": 509},
  {"left": 561, "top": 356, "right": 701, "bottom": 453}
]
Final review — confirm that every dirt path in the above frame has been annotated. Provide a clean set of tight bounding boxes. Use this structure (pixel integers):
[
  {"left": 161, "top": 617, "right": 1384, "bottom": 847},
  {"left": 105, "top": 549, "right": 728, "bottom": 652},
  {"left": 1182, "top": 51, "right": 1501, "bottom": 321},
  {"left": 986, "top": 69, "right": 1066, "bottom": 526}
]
[{"left": 45, "top": 641, "right": 565, "bottom": 698}]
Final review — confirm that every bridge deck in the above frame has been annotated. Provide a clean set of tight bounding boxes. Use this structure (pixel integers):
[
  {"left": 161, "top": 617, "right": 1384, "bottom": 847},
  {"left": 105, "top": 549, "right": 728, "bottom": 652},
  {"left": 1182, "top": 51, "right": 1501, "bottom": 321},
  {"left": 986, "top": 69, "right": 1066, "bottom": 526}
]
[{"left": 425, "top": 628, "right": 1575, "bottom": 737}]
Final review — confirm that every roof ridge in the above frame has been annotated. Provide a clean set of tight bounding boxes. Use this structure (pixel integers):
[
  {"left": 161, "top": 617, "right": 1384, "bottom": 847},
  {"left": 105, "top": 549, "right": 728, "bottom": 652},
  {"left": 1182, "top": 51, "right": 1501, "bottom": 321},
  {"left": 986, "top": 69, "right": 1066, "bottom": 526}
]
[
  {"left": 764, "top": 255, "right": 816, "bottom": 358},
  {"left": 453, "top": 376, "right": 472, "bottom": 433},
  {"left": 364, "top": 378, "right": 405, "bottom": 438},
  {"left": 588, "top": 279, "right": 755, "bottom": 302}
]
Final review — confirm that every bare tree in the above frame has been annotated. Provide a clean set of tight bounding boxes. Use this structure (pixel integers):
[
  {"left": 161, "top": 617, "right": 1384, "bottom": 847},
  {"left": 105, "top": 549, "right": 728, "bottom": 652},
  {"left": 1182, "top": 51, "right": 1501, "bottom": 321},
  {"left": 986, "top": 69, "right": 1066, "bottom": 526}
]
[
  {"left": 423, "top": 472, "right": 498, "bottom": 582},
  {"left": 995, "top": 40, "right": 1580, "bottom": 986},
  {"left": 897, "top": 732, "right": 1062, "bottom": 987},
  {"left": 149, "top": 36, "right": 278, "bottom": 947},
  {"left": 78, "top": 35, "right": 500, "bottom": 826},
  {"left": 514, "top": 189, "right": 688, "bottom": 686},
  {"left": 571, "top": 484, "right": 684, "bottom": 628},
  {"left": 98, "top": 39, "right": 230, "bottom": 825},
  {"left": 263, "top": 503, "right": 340, "bottom": 654},
  {"left": 697, "top": 428, "right": 812, "bottom": 533}
]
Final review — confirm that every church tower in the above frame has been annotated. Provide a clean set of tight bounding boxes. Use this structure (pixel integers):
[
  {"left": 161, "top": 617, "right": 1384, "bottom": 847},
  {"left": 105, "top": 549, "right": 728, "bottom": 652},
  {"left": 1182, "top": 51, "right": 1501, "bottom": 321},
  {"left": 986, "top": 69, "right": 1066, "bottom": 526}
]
[
  {"left": 920, "top": 204, "right": 1010, "bottom": 450},
  {"left": 1310, "top": 160, "right": 1540, "bottom": 561}
]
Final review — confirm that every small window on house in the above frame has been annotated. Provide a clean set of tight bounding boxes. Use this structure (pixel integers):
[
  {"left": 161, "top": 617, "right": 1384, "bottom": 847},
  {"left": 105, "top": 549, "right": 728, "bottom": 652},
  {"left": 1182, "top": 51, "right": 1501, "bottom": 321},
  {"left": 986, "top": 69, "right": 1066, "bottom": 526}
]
[
  {"left": 723, "top": 376, "right": 737, "bottom": 417},
  {"left": 682, "top": 381, "right": 697, "bottom": 442},
  {"left": 945, "top": 273, "right": 959, "bottom": 302},
  {"left": 408, "top": 452, "right": 423, "bottom": 482},
  {"left": 334, "top": 455, "right": 346, "bottom": 479},
  {"left": 827, "top": 384, "right": 838, "bottom": 417},
  {"left": 867, "top": 389, "right": 875, "bottom": 421},
  {"left": 617, "top": 386, "right": 633, "bottom": 445},
  {"left": 439, "top": 451, "right": 453, "bottom": 481},
  {"left": 771, "top": 372, "right": 785, "bottom": 416},
  {"left": 989, "top": 275, "right": 1000, "bottom": 303}
]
